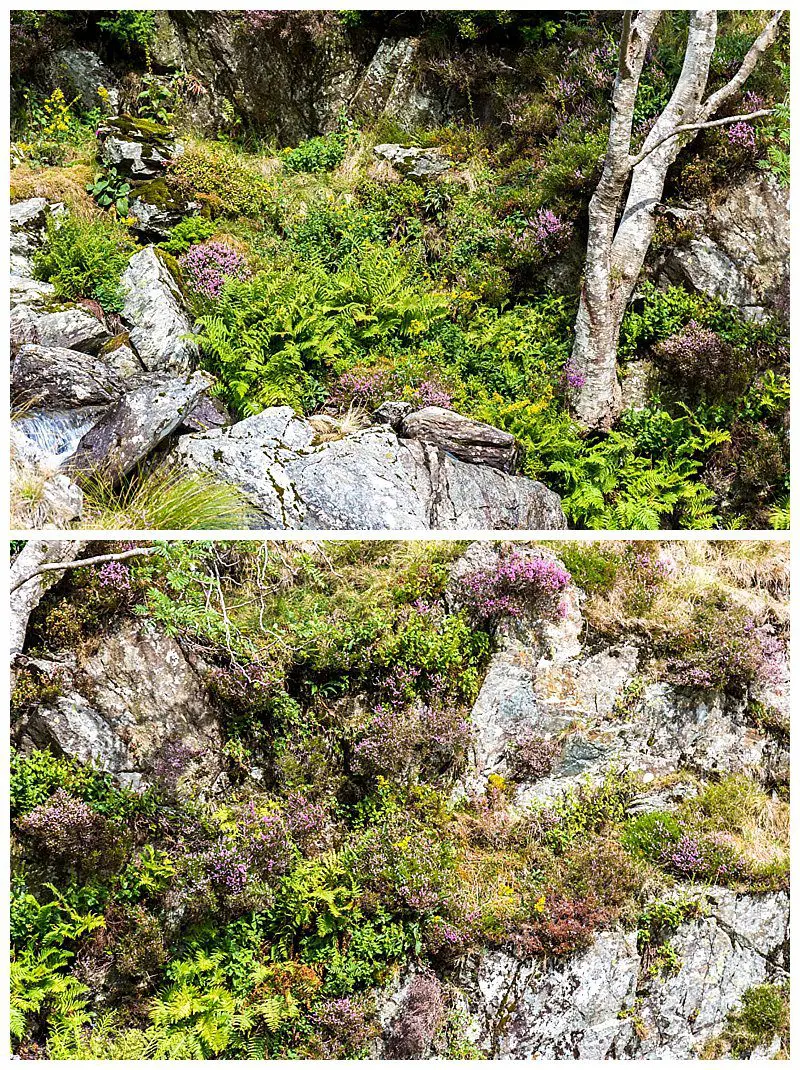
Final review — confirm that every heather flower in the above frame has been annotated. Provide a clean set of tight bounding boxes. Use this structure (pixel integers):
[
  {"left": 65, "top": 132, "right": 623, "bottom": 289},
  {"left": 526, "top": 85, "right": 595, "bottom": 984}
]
[
  {"left": 205, "top": 840, "right": 250, "bottom": 894},
  {"left": 151, "top": 736, "right": 200, "bottom": 793},
  {"left": 180, "top": 241, "right": 250, "bottom": 299},
  {"left": 727, "top": 121, "right": 757, "bottom": 151},
  {"left": 512, "top": 207, "right": 573, "bottom": 260},
  {"left": 455, "top": 548, "right": 571, "bottom": 624},
  {"left": 96, "top": 560, "right": 131, "bottom": 591},
  {"left": 564, "top": 359, "right": 586, "bottom": 389},
  {"left": 311, "top": 994, "right": 379, "bottom": 1058},
  {"left": 17, "top": 789, "right": 118, "bottom": 867}
]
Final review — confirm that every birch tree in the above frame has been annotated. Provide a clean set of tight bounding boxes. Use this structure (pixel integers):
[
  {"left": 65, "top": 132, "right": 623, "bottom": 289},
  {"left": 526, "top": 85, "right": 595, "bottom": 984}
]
[{"left": 569, "top": 9, "right": 784, "bottom": 431}]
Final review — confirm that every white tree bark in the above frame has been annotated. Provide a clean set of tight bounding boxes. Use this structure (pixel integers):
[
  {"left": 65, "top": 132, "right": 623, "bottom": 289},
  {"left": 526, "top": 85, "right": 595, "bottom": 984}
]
[
  {"left": 10, "top": 540, "right": 86, "bottom": 663},
  {"left": 570, "top": 9, "right": 784, "bottom": 431}
]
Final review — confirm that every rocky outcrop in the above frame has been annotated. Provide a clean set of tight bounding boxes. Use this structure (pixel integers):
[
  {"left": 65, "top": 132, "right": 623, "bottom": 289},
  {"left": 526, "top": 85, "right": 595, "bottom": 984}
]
[
  {"left": 14, "top": 618, "right": 224, "bottom": 793},
  {"left": 11, "top": 274, "right": 112, "bottom": 355},
  {"left": 455, "top": 888, "right": 788, "bottom": 1058},
  {"left": 46, "top": 47, "right": 119, "bottom": 113},
  {"left": 98, "top": 116, "right": 179, "bottom": 179},
  {"left": 119, "top": 246, "right": 199, "bottom": 373},
  {"left": 69, "top": 370, "right": 212, "bottom": 482},
  {"left": 660, "top": 173, "right": 789, "bottom": 320},
  {"left": 172, "top": 407, "right": 567, "bottom": 530},
  {"left": 10, "top": 197, "right": 64, "bottom": 276},
  {"left": 453, "top": 542, "right": 788, "bottom": 798}
]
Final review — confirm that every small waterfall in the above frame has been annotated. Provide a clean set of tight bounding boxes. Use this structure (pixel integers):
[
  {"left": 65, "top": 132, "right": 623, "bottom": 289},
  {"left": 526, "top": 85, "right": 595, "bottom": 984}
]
[{"left": 15, "top": 407, "right": 104, "bottom": 462}]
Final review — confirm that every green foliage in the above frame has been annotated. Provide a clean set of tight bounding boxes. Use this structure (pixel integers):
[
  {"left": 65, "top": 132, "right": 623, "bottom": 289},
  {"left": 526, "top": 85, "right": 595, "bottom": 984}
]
[
  {"left": 86, "top": 166, "right": 132, "bottom": 215},
  {"left": 722, "top": 984, "right": 790, "bottom": 1057},
  {"left": 555, "top": 545, "right": 620, "bottom": 595},
  {"left": 192, "top": 245, "right": 450, "bottom": 416},
  {"left": 282, "top": 131, "right": 349, "bottom": 173},
  {"left": 81, "top": 464, "right": 254, "bottom": 531},
  {"left": 622, "top": 811, "right": 682, "bottom": 861},
  {"left": 97, "top": 11, "right": 157, "bottom": 54},
  {"left": 160, "top": 215, "right": 217, "bottom": 255},
  {"left": 33, "top": 213, "right": 136, "bottom": 312}
]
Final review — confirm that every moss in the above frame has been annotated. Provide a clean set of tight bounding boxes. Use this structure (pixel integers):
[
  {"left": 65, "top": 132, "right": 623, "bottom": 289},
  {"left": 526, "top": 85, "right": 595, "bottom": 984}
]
[
  {"left": 99, "top": 332, "right": 132, "bottom": 355},
  {"left": 154, "top": 248, "right": 187, "bottom": 297},
  {"left": 134, "top": 177, "right": 182, "bottom": 210},
  {"left": 105, "top": 115, "right": 173, "bottom": 144},
  {"left": 703, "top": 983, "right": 790, "bottom": 1058}
]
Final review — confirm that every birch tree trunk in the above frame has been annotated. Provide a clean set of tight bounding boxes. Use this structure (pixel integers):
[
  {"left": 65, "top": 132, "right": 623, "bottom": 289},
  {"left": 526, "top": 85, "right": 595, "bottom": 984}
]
[
  {"left": 10, "top": 540, "right": 85, "bottom": 663},
  {"left": 570, "top": 9, "right": 784, "bottom": 431}
]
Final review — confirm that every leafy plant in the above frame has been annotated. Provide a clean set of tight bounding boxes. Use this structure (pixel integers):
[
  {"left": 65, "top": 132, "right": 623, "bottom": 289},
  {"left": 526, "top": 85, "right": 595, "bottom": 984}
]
[
  {"left": 86, "top": 167, "right": 132, "bottom": 215},
  {"left": 33, "top": 214, "right": 137, "bottom": 312}
]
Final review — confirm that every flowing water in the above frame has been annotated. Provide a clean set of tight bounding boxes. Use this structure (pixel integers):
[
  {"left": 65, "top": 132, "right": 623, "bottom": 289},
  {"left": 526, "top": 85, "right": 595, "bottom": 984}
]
[{"left": 15, "top": 407, "right": 104, "bottom": 462}]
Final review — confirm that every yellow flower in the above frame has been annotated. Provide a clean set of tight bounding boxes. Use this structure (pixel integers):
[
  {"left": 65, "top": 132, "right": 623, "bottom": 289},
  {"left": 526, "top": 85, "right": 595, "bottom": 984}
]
[{"left": 534, "top": 894, "right": 546, "bottom": 914}]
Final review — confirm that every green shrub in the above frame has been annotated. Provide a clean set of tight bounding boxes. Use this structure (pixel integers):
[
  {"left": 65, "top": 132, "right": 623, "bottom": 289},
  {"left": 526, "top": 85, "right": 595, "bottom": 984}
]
[
  {"left": 282, "top": 132, "right": 349, "bottom": 173},
  {"left": 621, "top": 811, "right": 683, "bottom": 861},
  {"left": 160, "top": 215, "right": 217, "bottom": 255},
  {"left": 97, "top": 12, "right": 157, "bottom": 54},
  {"left": 33, "top": 214, "right": 136, "bottom": 312}
]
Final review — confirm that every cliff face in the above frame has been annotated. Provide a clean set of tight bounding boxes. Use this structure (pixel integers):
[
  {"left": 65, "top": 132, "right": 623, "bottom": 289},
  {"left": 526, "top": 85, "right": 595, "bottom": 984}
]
[{"left": 10, "top": 540, "right": 789, "bottom": 1059}]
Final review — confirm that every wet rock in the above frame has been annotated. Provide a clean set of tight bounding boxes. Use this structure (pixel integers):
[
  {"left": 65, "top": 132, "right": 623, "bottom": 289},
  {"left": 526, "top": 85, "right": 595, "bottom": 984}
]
[
  {"left": 98, "top": 116, "right": 179, "bottom": 179},
  {"left": 373, "top": 143, "right": 452, "bottom": 180},
  {"left": 401, "top": 406, "right": 518, "bottom": 473},
  {"left": 47, "top": 48, "right": 119, "bottom": 113},
  {"left": 14, "top": 618, "right": 224, "bottom": 793},
  {"left": 69, "top": 371, "right": 212, "bottom": 482},
  {"left": 12, "top": 343, "right": 129, "bottom": 409},
  {"left": 11, "top": 428, "right": 84, "bottom": 531},
  {"left": 120, "top": 246, "right": 198, "bottom": 373},
  {"left": 172, "top": 410, "right": 566, "bottom": 530}
]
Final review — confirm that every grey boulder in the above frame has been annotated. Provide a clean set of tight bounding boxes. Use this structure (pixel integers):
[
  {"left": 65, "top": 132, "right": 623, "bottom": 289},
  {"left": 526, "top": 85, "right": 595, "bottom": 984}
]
[
  {"left": 47, "top": 48, "right": 119, "bottom": 113},
  {"left": 69, "top": 370, "right": 212, "bottom": 482},
  {"left": 10, "top": 197, "right": 63, "bottom": 275},
  {"left": 14, "top": 619, "right": 224, "bottom": 793},
  {"left": 401, "top": 405, "right": 518, "bottom": 472},
  {"left": 373, "top": 143, "right": 452, "bottom": 180},
  {"left": 120, "top": 246, "right": 198, "bottom": 373},
  {"left": 12, "top": 343, "right": 129, "bottom": 409}
]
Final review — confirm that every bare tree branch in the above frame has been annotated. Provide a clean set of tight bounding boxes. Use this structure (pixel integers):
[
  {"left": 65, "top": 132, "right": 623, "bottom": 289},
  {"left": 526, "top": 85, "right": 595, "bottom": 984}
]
[
  {"left": 701, "top": 10, "right": 784, "bottom": 119},
  {"left": 10, "top": 546, "right": 158, "bottom": 595},
  {"left": 628, "top": 108, "right": 773, "bottom": 168}
]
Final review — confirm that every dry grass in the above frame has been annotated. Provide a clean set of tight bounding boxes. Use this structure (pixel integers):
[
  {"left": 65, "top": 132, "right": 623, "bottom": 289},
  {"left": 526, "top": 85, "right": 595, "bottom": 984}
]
[
  {"left": 308, "top": 406, "right": 371, "bottom": 442},
  {"left": 10, "top": 162, "right": 98, "bottom": 217}
]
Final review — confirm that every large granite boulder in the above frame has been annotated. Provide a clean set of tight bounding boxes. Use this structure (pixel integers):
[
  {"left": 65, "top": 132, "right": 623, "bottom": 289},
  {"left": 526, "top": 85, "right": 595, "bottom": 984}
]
[
  {"left": 171, "top": 407, "right": 567, "bottom": 530},
  {"left": 661, "top": 172, "right": 789, "bottom": 319},
  {"left": 14, "top": 618, "right": 224, "bottom": 793},
  {"left": 119, "top": 246, "right": 198, "bottom": 373},
  {"left": 69, "top": 371, "right": 212, "bottom": 482}
]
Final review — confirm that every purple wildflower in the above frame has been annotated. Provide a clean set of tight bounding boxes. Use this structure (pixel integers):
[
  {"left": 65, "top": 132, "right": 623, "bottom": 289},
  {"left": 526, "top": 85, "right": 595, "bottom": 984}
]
[
  {"left": 180, "top": 241, "right": 250, "bottom": 299},
  {"left": 727, "top": 121, "right": 756, "bottom": 151}
]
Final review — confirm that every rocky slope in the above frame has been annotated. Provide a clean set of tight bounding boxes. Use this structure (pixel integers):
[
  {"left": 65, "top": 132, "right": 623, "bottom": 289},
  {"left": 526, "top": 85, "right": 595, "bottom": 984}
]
[
  {"left": 10, "top": 11, "right": 790, "bottom": 530},
  {"left": 10, "top": 539, "right": 789, "bottom": 1058}
]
